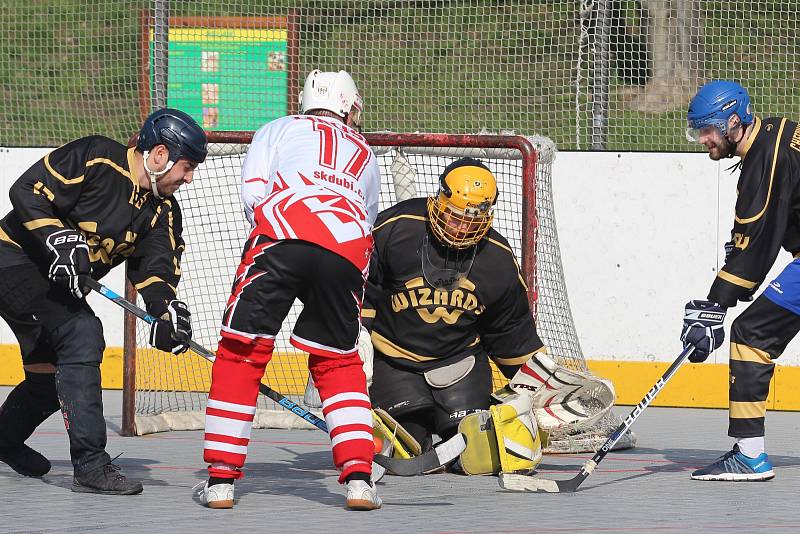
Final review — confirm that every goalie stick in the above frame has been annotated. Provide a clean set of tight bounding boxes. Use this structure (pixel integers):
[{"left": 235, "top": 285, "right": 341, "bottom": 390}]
[
  {"left": 499, "top": 345, "right": 695, "bottom": 493},
  {"left": 85, "top": 277, "right": 462, "bottom": 477}
]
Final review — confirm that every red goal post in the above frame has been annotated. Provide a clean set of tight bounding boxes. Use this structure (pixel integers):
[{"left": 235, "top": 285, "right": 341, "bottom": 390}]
[{"left": 122, "top": 131, "right": 631, "bottom": 453}]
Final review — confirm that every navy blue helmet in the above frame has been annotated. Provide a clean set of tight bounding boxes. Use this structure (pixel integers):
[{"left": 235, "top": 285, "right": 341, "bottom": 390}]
[
  {"left": 137, "top": 108, "right": 208, "bottom": 164},
  {"left": 687, "top": 80, "right": 753, "bottom": 141}
]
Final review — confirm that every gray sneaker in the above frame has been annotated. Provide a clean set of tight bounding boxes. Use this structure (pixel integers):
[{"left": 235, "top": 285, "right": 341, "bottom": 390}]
[{"left": 72, "top": 463, "right": 143, "bottom": 495}]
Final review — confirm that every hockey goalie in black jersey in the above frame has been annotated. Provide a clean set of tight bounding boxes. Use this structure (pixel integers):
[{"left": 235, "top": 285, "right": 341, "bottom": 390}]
[
  {"left": 0, "top": 108, "right": 206, "bottom": 494},
  {"left": 361, "top": 158, "right": 614, "bottom": 476}
]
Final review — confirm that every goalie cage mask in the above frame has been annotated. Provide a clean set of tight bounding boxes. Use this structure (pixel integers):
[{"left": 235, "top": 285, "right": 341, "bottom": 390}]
[{"left": 427, "top": 157, "right": 498, "bottom": 250}]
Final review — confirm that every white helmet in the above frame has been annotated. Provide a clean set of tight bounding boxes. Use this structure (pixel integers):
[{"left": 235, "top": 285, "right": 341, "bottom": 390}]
[{"left": 299, "top": 69, "right": 363, "bottom": 128}]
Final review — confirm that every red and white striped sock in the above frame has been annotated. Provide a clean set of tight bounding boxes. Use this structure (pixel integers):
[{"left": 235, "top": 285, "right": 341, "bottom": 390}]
[
  {"left": 203, "top": 336, "right": 273, "bottom": 479},
  {"left": 309, "top": 352, "right": 374, "bottom": 483}
]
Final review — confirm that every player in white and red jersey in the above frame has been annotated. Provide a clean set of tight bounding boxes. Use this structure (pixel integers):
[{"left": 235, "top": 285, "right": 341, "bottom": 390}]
[{"left": 198, "top": 69, "right": 382, "bottom": 511}]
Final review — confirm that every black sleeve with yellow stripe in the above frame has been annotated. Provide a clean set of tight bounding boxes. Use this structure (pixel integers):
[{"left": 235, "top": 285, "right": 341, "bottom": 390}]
[
  {"left": 363, "top": 201, "right": 405, "bottom": 331},
  {"left": 478, "top": 235, "right": 545, "bottom": 378},
  {"left": 709, "top": 117, "right": 796, "bottom": 308},
  {"left": 127, "top": 198, "right": 185, "bottom": 313},
  {"left": 7, "top": 136, "right": 101, "bottom": 258}
]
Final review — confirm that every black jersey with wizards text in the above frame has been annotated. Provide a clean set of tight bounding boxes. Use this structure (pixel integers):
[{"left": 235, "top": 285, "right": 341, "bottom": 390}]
[
  {"left": 363, "top": 197, "right": 544, "bottom": 376},
  {"left": 709, "top": 117, "right": 800, "bottom": 307},
  {"left": 0, "top": 135, "right": 184, "bottom": 307}
]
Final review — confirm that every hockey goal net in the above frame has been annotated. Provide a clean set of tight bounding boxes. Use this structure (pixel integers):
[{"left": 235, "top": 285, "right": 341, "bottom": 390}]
[{"left": 121, "top": 132, "right": 634, "bottom": 453}]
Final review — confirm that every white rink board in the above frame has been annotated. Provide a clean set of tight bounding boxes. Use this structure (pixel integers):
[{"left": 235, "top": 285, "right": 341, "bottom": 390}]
[
  {"left": 2, "top": 147, "right": 799, "bottom": 364},
  {"left": 553, "top": 151, "right": 800, "bottom": 365}
]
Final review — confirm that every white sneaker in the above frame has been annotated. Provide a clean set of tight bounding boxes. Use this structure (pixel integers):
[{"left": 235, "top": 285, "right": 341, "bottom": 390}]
[
  {"left": 195, "top": 480, "right": 235, "bottom": 509},
  {"left": 345, "top": 479, "right": 382, "bottom": 511}
]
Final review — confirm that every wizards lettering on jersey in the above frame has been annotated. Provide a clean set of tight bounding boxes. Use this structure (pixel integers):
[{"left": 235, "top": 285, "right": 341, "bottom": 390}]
[{"left": 390, "top": 276, "right": 485, "bottom": 324}]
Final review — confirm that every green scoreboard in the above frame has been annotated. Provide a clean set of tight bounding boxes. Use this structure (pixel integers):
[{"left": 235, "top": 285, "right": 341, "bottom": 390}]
[{"left": 148, "top": 18, "right": 293, "bottom": 131}]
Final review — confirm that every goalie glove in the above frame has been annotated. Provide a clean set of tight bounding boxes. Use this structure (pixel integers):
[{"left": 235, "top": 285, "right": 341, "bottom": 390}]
[
  {"left": 46, "top": 229, "right": 91, "bottom": 299},
  {"left": 502, "top": 351, "right": 616, "bottom": 432},
  {"left": 148, "top": 300, "right": 192, "bottom": 354},
  {"left": 681, "top": 299, "right": 726, "bottom": 362}
]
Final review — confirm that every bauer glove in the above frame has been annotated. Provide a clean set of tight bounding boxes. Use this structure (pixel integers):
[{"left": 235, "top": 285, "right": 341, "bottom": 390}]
[
  {"left": 46, "top": 229, "right": 91, "bottom": 299},
  {"left": 680, "top": 300, "right": 726, "bottom": 363},
  {"left": 148, "top": 300, "right": 192, "bottom": 354}
]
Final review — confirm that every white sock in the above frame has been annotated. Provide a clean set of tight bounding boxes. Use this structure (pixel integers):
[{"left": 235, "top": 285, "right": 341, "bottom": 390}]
[{"left": 736, "top": 436, "right": 765, "bottom": 458}]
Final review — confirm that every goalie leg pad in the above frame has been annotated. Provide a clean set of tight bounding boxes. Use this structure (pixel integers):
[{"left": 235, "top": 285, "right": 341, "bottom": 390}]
[
  {"left": 490, "top": 393, "right": 542, "bottom": 474},
  {"left": 457, "top": 393, "right": 542, "bottom": 476},
  {"left": 371, "top": 408, "right": 422, "bottom": 459},
  {"left": 457, "top": 410, "right": 500, "bottom": 475}
]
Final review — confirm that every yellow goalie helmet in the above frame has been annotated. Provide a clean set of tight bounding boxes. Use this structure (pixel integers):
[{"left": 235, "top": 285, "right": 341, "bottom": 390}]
[{"left": 427, "top": 158, "right": 498, "bottom": 249}]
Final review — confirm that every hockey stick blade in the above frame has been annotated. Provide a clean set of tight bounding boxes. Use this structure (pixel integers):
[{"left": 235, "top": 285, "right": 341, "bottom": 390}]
[
  {"left": 498, "top": 345, "right": 695, "bottom": 493},
  {"left": 374, "top": 433, "right": 467, "bottom": 476}
]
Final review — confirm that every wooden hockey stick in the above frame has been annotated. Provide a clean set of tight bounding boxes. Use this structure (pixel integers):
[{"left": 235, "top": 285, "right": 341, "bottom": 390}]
[
  {"left": 84, "top": 277, "right": 465, "bottom": 477},
  {"left": 499, "top": 344, "right": 695, "bottom": 493}
]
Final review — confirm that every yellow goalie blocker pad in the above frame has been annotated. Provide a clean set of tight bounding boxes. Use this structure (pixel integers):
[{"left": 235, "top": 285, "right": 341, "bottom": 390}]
[
  {"left": 372, "top": 408, "right": 422, "bottom": 459},
  {"left": 457, "top": 392, "right": 543, "bottom": 475}
]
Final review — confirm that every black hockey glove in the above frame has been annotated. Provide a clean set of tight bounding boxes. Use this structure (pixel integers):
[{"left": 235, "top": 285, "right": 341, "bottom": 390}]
[
  {"left": 45, "top": 229, "right": 91, "bottom": 299},
  {"left": 148, "top": 300, "right": 192, "bottom": 354},
  {"left": 680, "top": 300, "right": 726, "bottom": 363}
]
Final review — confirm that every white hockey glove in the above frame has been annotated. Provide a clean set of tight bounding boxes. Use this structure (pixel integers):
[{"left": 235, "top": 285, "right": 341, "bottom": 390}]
[
  {"left": 357, "top": 325, "right": 374, "bottom": 388},
  {"left": 148, "top": 300, "right": 192, "bottom": 354},
  {"left": 46, "top": 229, "right": 91, "bottom": 299}
]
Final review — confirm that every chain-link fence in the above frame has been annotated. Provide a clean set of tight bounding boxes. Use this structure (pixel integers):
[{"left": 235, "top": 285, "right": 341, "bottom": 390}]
[{"left": 3, "top": 1, "right": 798, "bottom": 150}]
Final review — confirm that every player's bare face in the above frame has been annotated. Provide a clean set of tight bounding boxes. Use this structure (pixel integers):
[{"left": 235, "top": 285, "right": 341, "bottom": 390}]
[
  {"left": 157, "top": 159, "right": 197, "bottom": 196},
  {"left": 697, "top": 126, "right": 735, "bottom": 160}
]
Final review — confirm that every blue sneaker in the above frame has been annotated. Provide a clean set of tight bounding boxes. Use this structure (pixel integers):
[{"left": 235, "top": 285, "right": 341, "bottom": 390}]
[{"left": 691, "top": 445, "right": 774, "bottom": 481}]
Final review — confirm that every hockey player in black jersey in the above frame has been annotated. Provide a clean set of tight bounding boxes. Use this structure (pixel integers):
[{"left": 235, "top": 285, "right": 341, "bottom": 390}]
[
  {"left": 0, "top": 108, "right": 207, "bottom": 494},
  {"left": 364, "top": 158, "right": 555, "bottom": 475},
  {"left": 681, "top": 80, "right": 800, "bottom": 482}
]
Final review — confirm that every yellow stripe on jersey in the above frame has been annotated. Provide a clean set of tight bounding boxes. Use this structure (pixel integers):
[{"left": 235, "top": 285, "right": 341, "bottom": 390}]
[
  {"left": 492, "top": 350, "right": 538, "bottom": 367},
  {"left": 362, "top": 309, "right": 376, "bottom": 318},
  {"left": 730, "top": 400, "right": 767, "bottom": 419},
  {"left": 23, "top": 218, "right": 63, "bottom": 230},
  {"left": 44, "top": 154, "right": 84, "bottom": 185},
  {"left": 371, "top": 330, "right": 436, "bottom": 362},
  {"left": 739, "top": 116, "right": 762, "bottom": 160},
  {"left": 717, "top": 270, "right": 758, "bottom": 289},
  {"left": 373, "top": 214, "right": 427, "bottom": 233},
  {"left": 135, "top": 276, "right": 165, "bottom": 290},
  {"left": 86, "top": 157, "right": 131, "bottom": 179},
  {"left": 735, "top": 118, "right": 785, "bottom": 224},
  {"left": 731, "top": 343, "right": 774, "bottom": 365},
  {"left": 78, "top": 221, "right": 98, "bottom": 233},
  {"left": 0, "top": 227, "right": 20, "bottom": 247},
  {"left": 485, "top": 237, "right": 527, "bottom": 290}
]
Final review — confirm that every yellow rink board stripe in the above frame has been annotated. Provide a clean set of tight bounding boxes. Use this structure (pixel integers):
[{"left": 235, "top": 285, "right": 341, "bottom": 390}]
[{"left": 2, "top": 344, "right": 800, "bottom": 411}]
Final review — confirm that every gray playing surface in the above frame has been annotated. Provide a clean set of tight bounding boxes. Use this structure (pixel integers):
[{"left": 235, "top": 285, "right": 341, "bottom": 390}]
[{"left": 1, "top": 386, "right": 799, "bottom": 533}]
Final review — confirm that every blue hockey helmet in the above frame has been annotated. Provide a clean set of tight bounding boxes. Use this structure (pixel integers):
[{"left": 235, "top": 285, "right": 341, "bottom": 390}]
[
  {"left": 686, "top": 80, "right": 753, "bottom": 142},
  {"left": 137, "top": 108, "right": 208, "bottom": 164}
]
